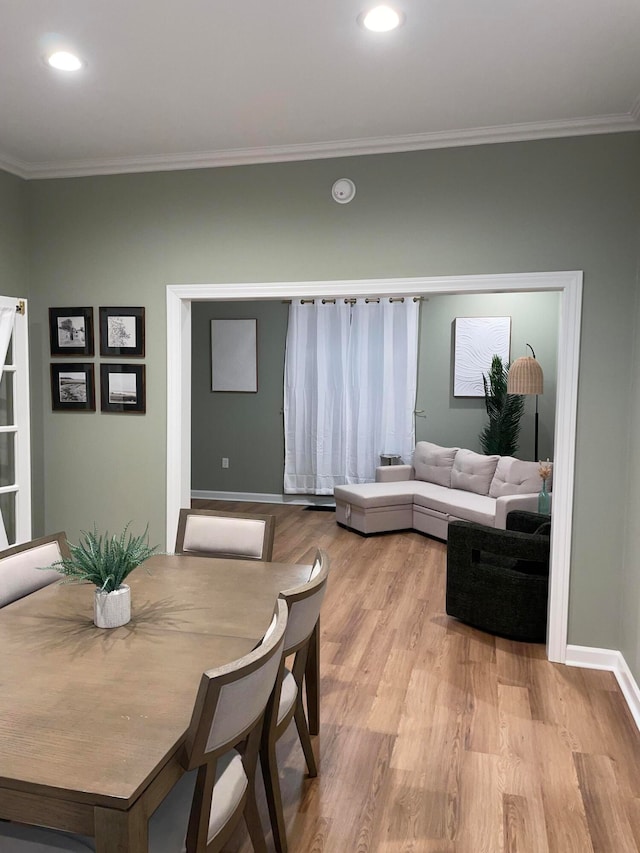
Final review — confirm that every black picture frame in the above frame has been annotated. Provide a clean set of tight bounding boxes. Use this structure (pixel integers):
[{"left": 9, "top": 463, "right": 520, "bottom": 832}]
[
  {"left": 100, "top": 364, "right": 146, "bottom": 414},
  {"left": 99, "top": 307, "right": 145, "bottom": 357},
  {"left": 49, "top": 307, "right": 94, "bottom": 356},
  {"left": 50, "top": 363, "right": 96, "bottom": 411}
]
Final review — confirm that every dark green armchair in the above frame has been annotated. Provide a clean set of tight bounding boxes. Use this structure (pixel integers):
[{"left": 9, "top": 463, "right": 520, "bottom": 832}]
[{"left": 446, "top": 510, "right": 551, "bottom": 643}]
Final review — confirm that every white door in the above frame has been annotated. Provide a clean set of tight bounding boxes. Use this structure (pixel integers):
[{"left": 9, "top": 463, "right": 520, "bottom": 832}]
[{"left": 0, "top": 295, "right": 31, "bottom": 546}]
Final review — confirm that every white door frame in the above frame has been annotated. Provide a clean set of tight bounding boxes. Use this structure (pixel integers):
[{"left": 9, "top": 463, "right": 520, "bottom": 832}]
[
  {"left": 0, "top": 295, "right": 31, "bottom": 546},
  {"left": 166, "top": 271, "right": 582, "bottom": 663}
]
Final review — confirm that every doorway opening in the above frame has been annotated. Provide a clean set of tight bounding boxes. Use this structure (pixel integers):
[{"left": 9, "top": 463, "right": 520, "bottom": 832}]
[{"left": 166, "top": 271, "right": 583, "bottom": 663}]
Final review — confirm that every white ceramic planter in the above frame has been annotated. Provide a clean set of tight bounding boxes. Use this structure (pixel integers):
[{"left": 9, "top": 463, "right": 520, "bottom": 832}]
[{"left": 94, "top": 584, "right": 131, "bottom": 628}]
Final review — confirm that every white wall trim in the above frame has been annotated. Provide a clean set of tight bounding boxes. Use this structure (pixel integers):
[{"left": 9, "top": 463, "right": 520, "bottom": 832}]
[
  {"left": 6, "top": 113, "right": 640, "bottom": 180},
  {"left": 167, "top": 271, "right": 583, "bottom": 663},
  {"left": 566, "top": 645, "right": 640, "bottom": 733},
  {"left": 165, "top": 289, "right": 192, "bottom": 549}
]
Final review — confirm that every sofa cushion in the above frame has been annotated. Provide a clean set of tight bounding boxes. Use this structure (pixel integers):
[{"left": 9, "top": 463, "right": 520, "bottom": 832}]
[
  {"left": 412, "top": 482, "right": 497, "bottom": 527},
  {"left": 489, "top": 456, "right": 549, "bottom": 498},
  {"left": 413, "top": 441, "right": 459, "bottom": 487},
  {"left": 334, "top": 482, "right": 416, "bottom": 509},
  {"left": 450, "top": 449, "right": 500, "bottom": 496}
]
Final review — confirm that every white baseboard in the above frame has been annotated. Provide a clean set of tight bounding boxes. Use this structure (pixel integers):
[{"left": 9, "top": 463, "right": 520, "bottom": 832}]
[
  {"left": 190, "top": 490, "right": 336, "bottom": 507},
  {"left": 566, "top": 644, "right": 640, "bottom": 732}
]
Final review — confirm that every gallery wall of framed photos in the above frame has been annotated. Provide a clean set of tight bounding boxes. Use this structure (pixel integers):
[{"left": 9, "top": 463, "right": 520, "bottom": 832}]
[{"left": 49, "top": 306, "right": 146, "bottom": 414}]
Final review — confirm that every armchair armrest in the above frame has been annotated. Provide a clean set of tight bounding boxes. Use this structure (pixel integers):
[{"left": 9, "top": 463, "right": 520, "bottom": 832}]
[
  {"left": 507, "top": 510, "right": 551, "bottom": 535},
  {"left": 448, "top": 520, "right": 550, "bottom": 573},
  {"left": 375, "top": 465, "right": 414, "bottom": 483}
]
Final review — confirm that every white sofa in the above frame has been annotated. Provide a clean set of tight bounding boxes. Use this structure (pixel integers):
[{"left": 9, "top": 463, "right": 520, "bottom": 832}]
[{"left": 334, "top": 441, "right": 551, "bottom": 539}]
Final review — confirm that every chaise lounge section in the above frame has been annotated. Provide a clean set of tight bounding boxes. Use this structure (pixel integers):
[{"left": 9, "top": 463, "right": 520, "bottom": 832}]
[{"left": 334, "top": 441, "right": 551, "bottom": 540}]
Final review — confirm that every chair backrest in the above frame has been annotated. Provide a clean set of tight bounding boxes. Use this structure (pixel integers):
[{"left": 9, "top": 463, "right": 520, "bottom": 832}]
[
  {"left": 0, "top": 532, "right": 69, "bottom": 608},
  {"left": 184, "top": 598, "right": 288, "bottom": 769},
  {"left": 175, "top": 508, "right": 276, "bottom": 561},
  {"left": 280, "top": 549, "right": 329, "bottom": 654}
]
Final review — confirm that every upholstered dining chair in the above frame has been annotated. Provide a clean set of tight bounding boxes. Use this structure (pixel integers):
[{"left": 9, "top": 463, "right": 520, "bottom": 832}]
[
  {"left": 0, "top": 598, "right": 289, "bottom": 853},
  {"left": 0, "top": 532, "right": 70, "bottom": 608},
  {"left": 260, "top": 548, "right": 330, "bottom": 853},
  {"left": 175, "top": 508, "right": 276, "bottom": 562}
]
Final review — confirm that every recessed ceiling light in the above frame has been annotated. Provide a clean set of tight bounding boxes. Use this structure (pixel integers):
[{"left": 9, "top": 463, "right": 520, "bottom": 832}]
[
  {"left": 47, "top": 51, "right": 83, "bottom": 71},
  {"left": 360, "top": 5, "right": 404, "bottom": 32}
]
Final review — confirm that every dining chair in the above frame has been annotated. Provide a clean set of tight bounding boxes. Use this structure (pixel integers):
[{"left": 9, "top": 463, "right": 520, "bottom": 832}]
[
  {"left": 260, "top": 548, "right": 330, "bottom": 853},
  {"left": 0, "top": 598, "right": 289, "bottom": 853},
  {"left": 175, "top": 508, "right": 276, "bottom": 562},
  {"left": 0, "top": 532, "right": 70, "bottom": 609}
]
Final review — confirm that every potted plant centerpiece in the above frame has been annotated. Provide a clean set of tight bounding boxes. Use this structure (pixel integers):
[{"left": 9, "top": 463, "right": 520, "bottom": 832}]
[{"left": 49, "top": 524, "right": 159, "bottom": 628}]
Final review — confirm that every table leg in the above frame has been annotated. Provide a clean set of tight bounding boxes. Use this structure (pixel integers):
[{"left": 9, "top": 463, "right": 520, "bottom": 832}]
[
  {"left": 305, "top": 618, "right": 320, "bottom": 736},
  {"left": 94, "top": 802, "right": 148, "bottom": 853}
]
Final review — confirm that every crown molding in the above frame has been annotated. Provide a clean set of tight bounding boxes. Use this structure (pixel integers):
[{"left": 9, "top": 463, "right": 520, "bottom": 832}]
[
  {"left": 3, "top": 111, "right": 640, "bottom": 181},
  {"left": 0, "top": 151, "right": 30, "bottom": 179}
]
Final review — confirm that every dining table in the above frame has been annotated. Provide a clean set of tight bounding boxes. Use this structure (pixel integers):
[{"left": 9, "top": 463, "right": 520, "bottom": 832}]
[{"left": 0, "top": 553, "right": 315, "bottom": 852}]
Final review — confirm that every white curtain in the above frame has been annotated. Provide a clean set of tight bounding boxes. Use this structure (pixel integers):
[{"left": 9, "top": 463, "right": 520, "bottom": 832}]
[
  {"left": 283, "top": 297, "right": 419, "bottom": 493},
  {"left": 0, "top": 305, "right": 15, "bottom": 548},
  {"left": 283, "top": 300, "right": 351, "bottom": 495},
  {"left": 346, "top": 298, "right": 419, "bottom": 483}
]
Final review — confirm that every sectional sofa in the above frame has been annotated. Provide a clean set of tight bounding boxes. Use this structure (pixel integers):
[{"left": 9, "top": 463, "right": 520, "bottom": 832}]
[{"left": 334, "top": 441, "right": 551, "bottom": 540}]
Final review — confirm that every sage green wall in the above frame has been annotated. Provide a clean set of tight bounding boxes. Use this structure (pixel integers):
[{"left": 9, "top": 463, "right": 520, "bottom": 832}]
[
  {"left": 621, "top": 246, "right": 640, "bottom": 680},
  {"left": 416, "top": 292, "right": 559, "bottom": 460},
  {"left": 0, "top": 169, "right": 28, "bottom": 291},
  {"left": 191, "top": 292, "right": 559, "bottom": 495},
  {"left": 24, "top": 133, "right": 640, "bottom": 664},
  {"left": 191, "top": 301, "right": 288, "bottom": 494}
]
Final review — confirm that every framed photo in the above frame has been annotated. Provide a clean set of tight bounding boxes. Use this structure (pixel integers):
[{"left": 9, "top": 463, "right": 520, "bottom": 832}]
[
  {"left": 453, "top": 316, "right": 511, "bottom": 397},
  {"left": 49, "top": 307, "right": 94, "bottom": 356},
  {"left": 99, "top": 307, "right": 145, "bottom": 357},
  {"left": 211, "top": 319, "right": 258, "bottom": 392},
  {"left": 100, "top": 364, "right": 146, "bottom": 413},
  {"left": 50, "top": 363, "right": 96, "bottom": 411}
]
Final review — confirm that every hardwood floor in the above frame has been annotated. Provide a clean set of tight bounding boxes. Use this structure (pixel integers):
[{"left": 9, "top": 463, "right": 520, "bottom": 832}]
[{"left": 193, "top": 500, "right": 640, "bottom": 852}]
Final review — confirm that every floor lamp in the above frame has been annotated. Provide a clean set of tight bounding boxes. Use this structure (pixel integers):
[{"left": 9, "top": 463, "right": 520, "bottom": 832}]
[{"left": 507, "top": 343, "right": 544, "bottom": 461}]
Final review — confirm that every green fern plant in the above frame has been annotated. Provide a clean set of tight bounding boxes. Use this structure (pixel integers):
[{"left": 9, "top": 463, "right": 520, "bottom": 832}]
[
  {"left": 49, "top": 523, "right": 159, "bottom": 593},
  {"left": 479, "top": 355, "right": 525, "bottom": 456}
]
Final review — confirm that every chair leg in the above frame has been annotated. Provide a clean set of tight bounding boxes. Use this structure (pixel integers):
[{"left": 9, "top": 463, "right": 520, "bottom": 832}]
[
  {"left": 294, "top": 700, "right": 317, "bottom": 777},
  {"left": 260, "top": 738, "right": 288, "bottom": 853},
  {"left": 305, "top": 620, "right": 320, "bottom": 735},
  {"left": 244, "top": 790, "right": 268, "bottom": 853}
]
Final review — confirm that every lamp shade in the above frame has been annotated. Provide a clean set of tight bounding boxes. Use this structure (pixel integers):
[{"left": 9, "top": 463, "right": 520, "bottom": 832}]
[{"left": 507, "top": 356, "right": 543, "bottom": 395}]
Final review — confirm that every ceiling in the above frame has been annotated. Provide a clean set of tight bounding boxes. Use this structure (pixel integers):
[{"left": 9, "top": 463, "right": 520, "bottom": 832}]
[{"left": 3, "top": 0, "right": 639, "bottom": 179}]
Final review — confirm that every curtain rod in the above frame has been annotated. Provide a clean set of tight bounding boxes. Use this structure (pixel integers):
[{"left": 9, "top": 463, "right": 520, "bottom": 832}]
[{"left": 281, "top": 296, "right": 425, "bottom": 305}]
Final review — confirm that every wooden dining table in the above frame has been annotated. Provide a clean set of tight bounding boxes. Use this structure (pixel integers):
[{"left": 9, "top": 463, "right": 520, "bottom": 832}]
[{"left": 0, "top": 553, "right": 314, "bottom": 852}]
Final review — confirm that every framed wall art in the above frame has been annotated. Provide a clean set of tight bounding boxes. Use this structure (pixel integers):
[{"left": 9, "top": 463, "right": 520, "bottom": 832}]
[
  {"left": 100, "top": 364, "right": 146, "bottom": 414},
  {"left": 49, "top": 307, "right": 94, "bottom": 356},
  {"left": 50, "top": 363, "right": 96, "bottom": 411},
  {"left": 99, "top": 307, "right": 145, "bottom": 357},
  {"left": 453, "top": 316, "right": 511, "bottom": 397},
  {"left": 211, "top": 319, "right": 258, "bottom": 392}
]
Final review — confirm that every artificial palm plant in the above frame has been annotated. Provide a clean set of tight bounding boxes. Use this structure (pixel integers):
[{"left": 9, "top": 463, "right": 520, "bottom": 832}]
[
  {"left": 479, "top": 355, "right": 525, "bottom": 456},
  {"left": 50, "top": 523, "right": 159, "bottom": 593}
]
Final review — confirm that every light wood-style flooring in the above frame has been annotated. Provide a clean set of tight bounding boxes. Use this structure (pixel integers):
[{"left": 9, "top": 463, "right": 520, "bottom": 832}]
[{"left": 194, "top": 500, "right": 640, "bottom": 852}]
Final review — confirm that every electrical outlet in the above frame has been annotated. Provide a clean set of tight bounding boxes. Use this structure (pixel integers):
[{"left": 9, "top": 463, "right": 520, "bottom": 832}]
[{"left": 221, "top": 457, "right": 229, "bottom": 469}]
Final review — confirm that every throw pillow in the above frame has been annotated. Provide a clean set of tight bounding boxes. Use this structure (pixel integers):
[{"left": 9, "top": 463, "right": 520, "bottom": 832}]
[
  {"left": 412, "top": 441, "right": 459, "bottom": 487},
  {"left": 450, "top": 449, "right": 500, "bottom": 496},
  {"left": 489, "top": 456, "right": 550, "bottom": 498}
]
